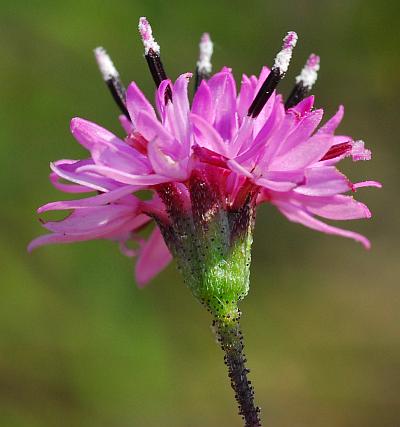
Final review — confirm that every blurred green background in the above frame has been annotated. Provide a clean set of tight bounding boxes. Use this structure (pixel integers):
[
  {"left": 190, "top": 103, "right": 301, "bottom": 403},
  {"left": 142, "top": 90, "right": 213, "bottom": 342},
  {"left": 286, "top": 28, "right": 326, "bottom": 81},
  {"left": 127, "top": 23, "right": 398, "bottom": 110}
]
[{"left": 1, "top": 0, "right": 399, "bottom": 426}]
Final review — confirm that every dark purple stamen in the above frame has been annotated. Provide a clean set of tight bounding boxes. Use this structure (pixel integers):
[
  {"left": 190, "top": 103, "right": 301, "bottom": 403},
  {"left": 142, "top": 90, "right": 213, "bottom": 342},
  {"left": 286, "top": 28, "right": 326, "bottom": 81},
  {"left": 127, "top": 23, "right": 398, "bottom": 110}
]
[
  {"left": 247, "top": 67, "right": 282, "bottom": 118},
  {"left": 94, "top": 47, "right": 130, "bottom": 119},
  {"left": 105, "top": 78, "right": 130, "bottom": 119},
  {"left": 248, "top": 32, "right": 297, "bottom": 118},
  {"left": 194, "top": 67, "right": 210, "bottom": 92},
  {"left": 194, "top": 33, "right": 213, "bottom": 92},
  {"left": 285, "top": 54, "right": 319, "bottom": 109},
  {"left": 285, "top": 81, "right": 309, "bottom": 110},
  {"left": 145, "top": 49, "right": 172, "bottom": 102}
]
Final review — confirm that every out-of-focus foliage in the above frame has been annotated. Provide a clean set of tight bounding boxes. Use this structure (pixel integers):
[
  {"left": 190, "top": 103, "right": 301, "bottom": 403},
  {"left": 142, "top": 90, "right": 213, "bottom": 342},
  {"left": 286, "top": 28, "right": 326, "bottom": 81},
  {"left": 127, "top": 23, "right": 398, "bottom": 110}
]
[{"left": 0, "top": 0, "right": 398, "bottom": 426}]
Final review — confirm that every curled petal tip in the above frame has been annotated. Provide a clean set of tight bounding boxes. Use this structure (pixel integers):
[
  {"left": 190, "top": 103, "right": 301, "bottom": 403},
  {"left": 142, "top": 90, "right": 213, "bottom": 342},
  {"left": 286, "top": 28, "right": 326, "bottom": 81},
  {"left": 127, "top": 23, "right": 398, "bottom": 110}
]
[
  {"left": 27, "top": 238, "right": 41, "bottom": 253},
  {"left": 364, "top": 206, "right": 372, "bottom": 219},
  {"left": 70, "top": 117, "right": 78, "bottom": 128},
  {"left": 363, "top": 239, "right": 371, "bottom": 250},
  {"left": 134, "top": 273, "right": 149, "bottom": 288},
  {"left": 353, "top": 180, "right": 383, "bottom": 189},
  {"left": 70, "top": 117, "right": 83, "bottom": 136}
]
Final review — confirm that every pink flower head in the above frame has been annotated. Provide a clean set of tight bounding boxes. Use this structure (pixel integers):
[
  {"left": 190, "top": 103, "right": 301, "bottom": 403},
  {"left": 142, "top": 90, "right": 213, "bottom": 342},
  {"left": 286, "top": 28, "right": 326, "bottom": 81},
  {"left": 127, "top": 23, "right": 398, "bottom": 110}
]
[{"left": 30, "top": 18, "right": 380, "bottom": 286}]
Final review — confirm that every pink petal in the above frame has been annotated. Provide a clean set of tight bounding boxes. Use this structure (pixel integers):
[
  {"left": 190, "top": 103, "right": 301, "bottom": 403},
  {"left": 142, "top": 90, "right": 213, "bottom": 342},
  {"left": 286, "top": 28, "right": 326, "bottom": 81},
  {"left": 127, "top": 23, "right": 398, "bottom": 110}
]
[
  {"left": 318, "top": 105, "right": 344, "bottom": 135},
  {"left": 155, "top": 79, "right": 172, "bottom": 118},
  {"left": 208, "top": 71, "right": 238, "bottom": 140},
  {"left": 119, "top": 238, "right": 139, "bottom": 258},
  {"left": 275, "top": 201, "right": 371, "bottom": 249},
  {"left": 135, "top": 227, "right": 173, "bottom": 287},
  {"left": 302, "top": 195, "right": 372, "bottom": 220},
  {"left": 278, "top": 109, "right": 324, "bottom": 156},
  {"left": 172, "top": 73, "right": 192, "bottom": 146},
  {"left": 254, "top": 66, "right": 271, "bottom": 92},
  {"left": 268, "top": 134, "right": 332, "bottom": 171},
  {"left": 38, "top": 185, "right": 140, "bottom": 213},
  {"left": 50, "top": 160, "right": 116, "bottom": 193},
  {"left": 253, "top": 92, "right": 276, "bottom": 136},
  {"left": 294, "top": 166, "right": 351, "bottom": 196},
  {"left": 129, "top": 213, "right": 153, "bottom": 231},
  {"left": 255, "top": 177, "right": 297, "bottom": 192},
  {"left": 191, "top": 113, "right": 228, "bottom": 157},
  {"left": 237, "top": 74, "right": 254, "bottom": 123},
  {"left": 42, "top": 205, "right": 136, "bottom": 234},
  {"left": 227, "top": 159, "right": 253, "bottom": 178},
  {"left": 49, "top": 172, "right": 91, "bottom": 194},
  {"left": 353, "top": 180, "right": 382, "bottom": 189},
  {"left": 71, "top": 117, "right": 123, "bottom": 151},
  {"left": 252, "top": 67, "right": 275, "bottom": 131},
  {"left": 126, "top": 82, "right": 157, "bottom": 126},
  {"left": 231, "top": 117, "right": 255, "bottom": 157},
  {"left": 192, "top": 145, "right": 228, "bottom": 168},
  {"left": 238, "top": 95, "right": 284, "bottom": 161},
  {"left": 119, "top": 115, "right": 134, "bottom": 134},
  {"left": 256, "top": 101, "right": 297, "bottom": 164},
  {"left": 289, "top": 95, "right": 315, "bottom": 116},
  {"left": 147, "top": 139, "right": 188, "bottom": 179},
  {"left": 70, "top": 118, "right": 150, "bottom": 174},
  {"left": 138, "top": 111, "right": 190, "bottom": 167},
  {"left": 135, "top": 111, "right": 176, "bottom": 151},
  {"left": 192, "top": 80, "right": 213, "bottom": 123},
  {"left": 28, "top": 215, "right": 143, "bottom": 252},
  {"left": 75, "top": 164, "right": 172, "bottom": 186},
  {"left": 264, "top": 170, "right": 305, "bottom": 182},
  {"left": 28, "top": 232, "right": 95, "bottom": 252}
]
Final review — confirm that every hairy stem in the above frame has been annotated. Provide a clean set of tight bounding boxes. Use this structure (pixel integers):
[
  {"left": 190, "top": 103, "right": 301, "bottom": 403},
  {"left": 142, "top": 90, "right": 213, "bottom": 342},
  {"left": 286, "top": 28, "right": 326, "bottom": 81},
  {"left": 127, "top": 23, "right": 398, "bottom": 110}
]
[{"left": 214, "top": 311, "right": 262, "bottom": 427}]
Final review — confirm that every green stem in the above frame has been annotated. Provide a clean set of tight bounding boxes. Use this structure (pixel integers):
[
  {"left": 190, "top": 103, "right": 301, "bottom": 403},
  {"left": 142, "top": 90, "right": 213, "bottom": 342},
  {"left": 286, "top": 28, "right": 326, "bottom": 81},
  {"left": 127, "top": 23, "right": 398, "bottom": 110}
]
[{"left": 214, "top": 309, "right": 262, "bottom": 427}]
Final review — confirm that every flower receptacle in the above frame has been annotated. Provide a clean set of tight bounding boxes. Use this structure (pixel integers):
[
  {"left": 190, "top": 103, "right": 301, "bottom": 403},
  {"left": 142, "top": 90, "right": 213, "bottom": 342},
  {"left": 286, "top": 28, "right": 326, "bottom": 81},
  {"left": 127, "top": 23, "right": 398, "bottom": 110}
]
[{"left": 156, "top": 172, "right": 256, "bottom": 319}]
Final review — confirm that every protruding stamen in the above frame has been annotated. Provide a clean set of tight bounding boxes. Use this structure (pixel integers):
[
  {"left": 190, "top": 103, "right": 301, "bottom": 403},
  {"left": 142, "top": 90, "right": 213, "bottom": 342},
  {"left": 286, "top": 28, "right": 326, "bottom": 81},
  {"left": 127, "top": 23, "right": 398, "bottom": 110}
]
[
  {"left": 195, "top": 33, "right": 214, "bottom": 90},
  {"left": 138, "top": 17, "right": 171, "bottom": 102},
  {"left": 296, "top": 54, "right": 320, "bottom": 89},
  {"left": 273, "top": 31, "right": 298, "bottom": 74},
  {"left": 138, "top": 16, "right": 160, "bottom": 55},
  {"left": 248, "top": 31, "right": 298, "bottom": 118},
  {"left": 285, "top": 54, "right": 320, "bottom": 109},
  {"left": 94, "top": 46, "right": 119, "bottom": 81},
  {"left": 197, "top": 33, "right": 213, "bottom": 74},
  {"left": 94, "top": 47, "right": 130, "bottom": 119}
]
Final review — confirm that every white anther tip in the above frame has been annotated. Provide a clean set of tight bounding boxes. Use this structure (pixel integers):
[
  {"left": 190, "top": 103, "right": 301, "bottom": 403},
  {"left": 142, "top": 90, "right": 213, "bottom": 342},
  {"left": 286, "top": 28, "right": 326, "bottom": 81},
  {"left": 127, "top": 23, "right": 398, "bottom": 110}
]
[
  {"left": 296, "top": 53, "right": 320, "bottom": 89},
  {"left": 94, "top": 47, "right": 119, "bottom": 80},
  {"left": 197, "top": 32, "right": 214, "bottom": 74},
  {"left": 138, "top": 17, "right": 160, "bottom": 55},
  {"left": 274, "top": 31, "right": 298, "bottom": 74}
]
